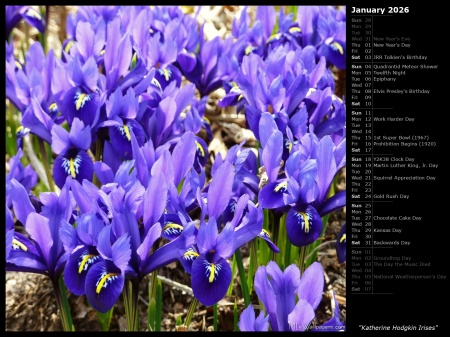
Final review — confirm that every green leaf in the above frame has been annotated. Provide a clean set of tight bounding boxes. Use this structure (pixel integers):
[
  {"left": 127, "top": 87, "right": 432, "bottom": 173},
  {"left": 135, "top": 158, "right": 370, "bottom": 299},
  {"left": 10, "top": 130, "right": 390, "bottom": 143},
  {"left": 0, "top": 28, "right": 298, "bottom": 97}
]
[
  {"left": 235, "top": 250, "right": 251, "bottom": 306},
  {"left": 155, "top": 279, "right": 162, "bottom": 331},
  {"left": 227, "top": 254, "right": 237, "bottom": 296},
  {"left": 147, "top": 298, "right": 156, "bottom": 331},
  {"left": 177, "top": 178, "right": 185, "bottom": 194},
  {"left": 96, "top": 307, "right": 114, "bottom": 331},
  {"left": 213, "top": 303, "right": 218, "bottom": 331},
  {"left": 57, "top": 277, "right": 75, "bottom": 331}
]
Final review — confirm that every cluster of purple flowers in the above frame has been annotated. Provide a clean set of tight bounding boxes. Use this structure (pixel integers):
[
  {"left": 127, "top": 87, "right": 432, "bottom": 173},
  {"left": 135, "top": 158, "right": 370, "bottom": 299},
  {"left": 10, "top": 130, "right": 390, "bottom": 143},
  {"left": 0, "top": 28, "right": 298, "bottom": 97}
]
[{"left": 6, "top": 5, "right": 346, "bottom": 331}]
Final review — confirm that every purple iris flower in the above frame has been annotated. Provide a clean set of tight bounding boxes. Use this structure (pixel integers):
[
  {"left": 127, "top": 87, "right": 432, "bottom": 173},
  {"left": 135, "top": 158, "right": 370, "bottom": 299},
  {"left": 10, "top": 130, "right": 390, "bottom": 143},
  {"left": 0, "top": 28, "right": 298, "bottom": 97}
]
[
  {"left": 239, "top": 261, "right": 324, "bottom": 331},
  {"left": 60, "top": 212, "right": 107, "bottom": 296},
  {"left": 63, "top": 167, "right": 195, "bottom": 312},
  {"left": 100, "top": 87, "right": 147, "bottom": 161},
  {"left": 301, "top": 133, "right": 346, "bottom": 217},
  {"left": 7, "top": 177, "right": 75, "bottom": 281},
  {"left": 180, "top": 161, "right": 263, "bottom": 306},
  {"left": 238, "top": 304, "right": 270, "bottom": 331},
  {"left": 288, "top": 134, "right": 345, "bottom": 246},
  {"left": 7, "top": 42, "right": 58, "bottom": 144},
  {"left": 51, "top": 118, "right": 94, "bottom": 189},
  {"left": 6, "top": 149, "right": 37, "bottom": 208},
  {"left": 265, "top": 8, "right": 302, "bottom": 53},
  {"left": 178, "top": 29, "right": 226, "bottom": 97},
  {"left": 259, "top": 130, "right": 345, "bottom": 247},
  {"left": 228, "top": 7, "right": 266, "bottom": 62},
  {"left": 84, "top": 225, "right": 132, "bottom": 313},
  {"left": 58, "top": 53, "right": 103, "bottom": 128},
  {"left": 6, "top": 6, "right": 45, "bottom": 40},
  {"left": 146, "top": 31, "right": 182, "bottom": 90},
  {"left": 316, "top": 6, "right": 346, "bottom": 70},
  {"left": 189, "top": 216, "right": 234, "bottom": 307},
  {"left": 297, "top": 6, "right": 346, "bottom": 69},
  {"left": 211, "top": 140, "right": 259, "bottom": 200}
]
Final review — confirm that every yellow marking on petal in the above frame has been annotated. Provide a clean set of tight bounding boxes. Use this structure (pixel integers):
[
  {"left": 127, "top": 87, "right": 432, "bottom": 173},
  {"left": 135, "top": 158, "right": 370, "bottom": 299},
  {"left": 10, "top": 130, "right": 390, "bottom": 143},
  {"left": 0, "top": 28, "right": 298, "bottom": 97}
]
[
  {"left": 184, "top": 251, "right": 200, "bottom": 257},
  {"left": 245, "top": 45, "right": 254, "bottom": 55},
  {"left": 162, "top": 68, "right": 170, "bottom": 81},
  {"left": 203, "top": 117, "right": 210, "bottom": 125},
  {"left": 150, "top": 28, "right": 154, "bottom": 34},
  {"left": 12, "top": 239, "right": 28, "bottom": 251},
  {"left": 163, "top": 223, "right": 184, "bottom": 231},
  {"left": 78, "top": 254, "right": 96, "bottom": 274},
  {"left": 69, "top": 158, "right": 76, "bottom": 178},
  {"left": 267, "top": 33, "right": 281, "bottom": 43},
  {"left": 289, "top": 27, "right": 301, "bottom": 33},
  {"left": 16, "top": 125, "right": 24, "bottom": 134},
  {"left": 96, "top": 273, "right": 118, "bottom": 294},
  {"left": 100, "top": 49, "right": 106, "bottom": 56},
  {"left": 195, "top": 141, "right": 205, "bottom": 157},
  {"left": 49, "top": 103, "right": 57, "bottom": 110},
  {"left": 27, "top": 9, "right": 42, "bottom": 20},
  {"left": 298, "top": 212, "right": 310, "bottom": 233},
  {"left": 268, "top": 104, "right": 273, "bottom": 114},
  {"left": 261, "top": 229, "right": 271, "bottom": 238},
  {"left": 340, "top": 234, "right": 346, "bottom": 243},
  {"left": 209, "top": 263, "right": 216, "bottom": 283},
  {"left": 64, "top": 40, "right": 75, "bottom": 54},
  {"left": 238, "top": 94, "right": 243, "bottom": 101},
  {"left": 331, "top": 42, "right": 344, "bottom": 55},
  {"left": 76, "top": 93, "right": 87, "bottom": 110},
  {"left": 274, "top": 181, "right": 288, "bottom": 192},
  {"left": 15, "top": 61, "right": 22, "bottom": 70},
  {"left": 123, "top": 125, "right": 131, "bottom": 141},
  {"left": 288, "top": 141, "right": 293, "bottom": 152}
]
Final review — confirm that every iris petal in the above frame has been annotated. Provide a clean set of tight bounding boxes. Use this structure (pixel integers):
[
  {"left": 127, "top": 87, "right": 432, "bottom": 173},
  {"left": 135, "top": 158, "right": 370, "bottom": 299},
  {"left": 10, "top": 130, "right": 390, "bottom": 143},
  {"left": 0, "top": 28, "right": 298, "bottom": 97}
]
[
  {"left": 161, "top": 214, "right": 184, "bottom": 241},
  {"left": 180, "top": 246, "right": 199, "bottom": 274},
  {"left": 109, "top": 119, "right": 146, "bottom": 160},
  {"left": 191, "top": 255, "right": 231, "bottom": 307},
  {"left": 286, "top": 205, "right": 322, "bottom": 247},
  {"left": 53, "top": 150, "right": 94, "bottom": 189},
  {"left": 64, "top": 247, "right": 101, "bottom": 295},
  {"left": 62, "top": 86, "right": 99, "bottom": 127},
  {"left": 259, "top": 180, "right": 289, "bottom": 209},
  {"left": 85, "top": 260, "right": 124, "bottom": 313},
  {"left": 258, "top": 229, "right": 280, "bottom": 253},
  {"left": 336, "top": 223, "right": 346, "bottom": 264}
]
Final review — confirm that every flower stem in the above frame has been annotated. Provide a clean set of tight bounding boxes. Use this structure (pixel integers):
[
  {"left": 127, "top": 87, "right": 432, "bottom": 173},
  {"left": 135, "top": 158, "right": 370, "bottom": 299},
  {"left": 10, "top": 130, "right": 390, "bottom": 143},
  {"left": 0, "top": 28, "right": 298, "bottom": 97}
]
[
  {"left": 123, "top": 279, "right": 140, "bottom": 331},
  {"left": 38, "top": 138, "right": 55, "bottom": 192},
  {"left": 39, "top": 6, "right": 48, "bottom": 54},
  {"left": 299, "top": 246, "right": 307, "bottom": 274},
  {"left": 92, "top": 137, "right": 104, "bottom": 188},
  {"left": 52, "top": 276, "right": 74, "bottom": 331},
  {"left": 271, "top": 212, "right": 281, "bottom": 261},
  {"left": 213, "top": 303, "right": 218, "bottom": 331},
  {"left": 235, "top": 249, "right": 251, "bottom": 307},
  {"left": 147, "top": 271, "right": 160, "bottom": 331},
  {"left": 184, "top": 297, "right": 198, "bottom": 329},
  {"left": 247, "top": 239, "right": 258, "bottom": 294}
]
